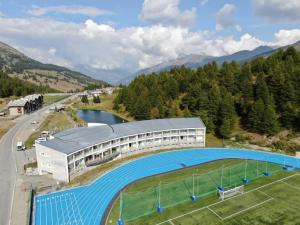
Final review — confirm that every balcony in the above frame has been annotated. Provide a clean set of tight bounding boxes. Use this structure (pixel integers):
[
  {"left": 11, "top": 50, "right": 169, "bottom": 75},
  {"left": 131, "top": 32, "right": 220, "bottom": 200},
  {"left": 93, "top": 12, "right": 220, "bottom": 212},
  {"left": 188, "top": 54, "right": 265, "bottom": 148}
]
[{"left": 85, "top": 152, "right": 120, "bottom": 167}]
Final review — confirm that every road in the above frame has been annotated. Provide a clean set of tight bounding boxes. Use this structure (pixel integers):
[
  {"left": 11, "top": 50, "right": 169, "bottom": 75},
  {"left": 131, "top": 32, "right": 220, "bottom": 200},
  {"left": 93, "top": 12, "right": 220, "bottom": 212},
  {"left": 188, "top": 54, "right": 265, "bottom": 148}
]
[{"left": 0, "top": 94, "right": 76, "bottom": 225}]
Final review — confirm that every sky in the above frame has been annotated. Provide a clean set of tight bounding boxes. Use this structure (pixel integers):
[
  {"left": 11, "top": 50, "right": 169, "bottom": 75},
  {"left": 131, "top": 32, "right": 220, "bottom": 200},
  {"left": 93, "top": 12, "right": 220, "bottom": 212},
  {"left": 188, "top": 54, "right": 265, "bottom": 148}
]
[{"left": 0, "top": 0, "right": 300, "bottom": 83}]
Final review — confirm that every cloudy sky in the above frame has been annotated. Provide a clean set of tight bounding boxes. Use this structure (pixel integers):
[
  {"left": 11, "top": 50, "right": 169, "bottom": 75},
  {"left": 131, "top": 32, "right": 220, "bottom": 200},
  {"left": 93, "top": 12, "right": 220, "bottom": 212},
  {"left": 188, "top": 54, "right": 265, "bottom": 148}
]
[{"left": 0, "top": 0, "right": 300, "bottom": 83}]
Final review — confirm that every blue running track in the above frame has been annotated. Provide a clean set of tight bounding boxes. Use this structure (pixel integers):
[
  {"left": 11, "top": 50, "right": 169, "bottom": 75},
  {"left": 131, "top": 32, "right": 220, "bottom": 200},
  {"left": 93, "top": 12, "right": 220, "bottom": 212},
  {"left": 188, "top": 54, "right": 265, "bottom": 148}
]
[{"left": 34, "top": 148, "right": 300, "bottom": 225}]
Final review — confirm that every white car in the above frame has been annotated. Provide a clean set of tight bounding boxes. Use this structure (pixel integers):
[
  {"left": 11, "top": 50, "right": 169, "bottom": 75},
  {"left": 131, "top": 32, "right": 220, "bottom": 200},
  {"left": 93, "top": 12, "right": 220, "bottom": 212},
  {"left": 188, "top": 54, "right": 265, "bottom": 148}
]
[
  {"left": 31, "top": 121, "right": 39, "bottom": 125},
  {"left": 17, "top": 141, "right": 25, "bottom": 151}
]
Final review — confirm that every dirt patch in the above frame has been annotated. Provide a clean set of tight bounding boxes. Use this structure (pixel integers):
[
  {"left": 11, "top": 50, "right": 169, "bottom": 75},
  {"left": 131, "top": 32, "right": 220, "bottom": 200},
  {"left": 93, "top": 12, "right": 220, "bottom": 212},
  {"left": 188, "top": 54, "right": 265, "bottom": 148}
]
[
  {"left": 291, "top": 136, "right": 300, "bottom": 145},
  {"left": 0, "top": 119, "right": 15, "bottom": 138}
]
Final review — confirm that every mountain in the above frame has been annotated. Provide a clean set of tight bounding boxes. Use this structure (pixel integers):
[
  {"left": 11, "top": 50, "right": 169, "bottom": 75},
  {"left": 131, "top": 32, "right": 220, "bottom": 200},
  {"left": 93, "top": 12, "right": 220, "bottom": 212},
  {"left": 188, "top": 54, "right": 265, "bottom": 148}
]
[
  {"left": 0, "top": 41, "right": 107, "bottom": 92},
  {"left": 77, "top": 66, "right": 131, "bottom": 85},
  {"left": 119, "top": 45, "right": 275, "bottom": 84}
]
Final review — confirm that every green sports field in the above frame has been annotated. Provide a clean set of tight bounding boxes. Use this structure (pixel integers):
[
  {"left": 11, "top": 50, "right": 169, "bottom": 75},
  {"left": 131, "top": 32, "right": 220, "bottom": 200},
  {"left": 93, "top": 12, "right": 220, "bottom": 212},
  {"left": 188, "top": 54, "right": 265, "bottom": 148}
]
[{"left": 106, "top": 159, "right": 300, "bottom": 225}]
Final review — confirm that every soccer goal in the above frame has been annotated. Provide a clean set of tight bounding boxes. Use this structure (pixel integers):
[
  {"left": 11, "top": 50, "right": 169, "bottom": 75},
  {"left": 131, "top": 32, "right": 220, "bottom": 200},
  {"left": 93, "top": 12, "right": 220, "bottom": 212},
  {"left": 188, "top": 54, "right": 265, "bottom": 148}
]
[{"left": 219, "top": 185, "right": 244, "bottom": 201}]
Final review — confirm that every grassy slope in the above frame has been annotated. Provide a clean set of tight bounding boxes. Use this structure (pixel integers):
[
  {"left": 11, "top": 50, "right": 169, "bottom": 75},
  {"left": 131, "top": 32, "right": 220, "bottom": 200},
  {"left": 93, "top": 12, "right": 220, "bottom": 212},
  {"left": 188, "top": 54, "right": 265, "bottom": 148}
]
[
  {"left": 25, "top": 111, "right": 73, "bottom": 148},
  {"left": 106, "top": 162, "right": 299, "bottom": 225}
]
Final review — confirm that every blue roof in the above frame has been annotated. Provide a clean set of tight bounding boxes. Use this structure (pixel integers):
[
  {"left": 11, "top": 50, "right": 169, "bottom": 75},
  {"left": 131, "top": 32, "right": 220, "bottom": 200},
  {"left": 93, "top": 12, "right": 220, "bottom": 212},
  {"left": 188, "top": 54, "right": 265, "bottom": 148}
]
[{"left": 40, "top": 117, "right": 205, "bottom": 155}]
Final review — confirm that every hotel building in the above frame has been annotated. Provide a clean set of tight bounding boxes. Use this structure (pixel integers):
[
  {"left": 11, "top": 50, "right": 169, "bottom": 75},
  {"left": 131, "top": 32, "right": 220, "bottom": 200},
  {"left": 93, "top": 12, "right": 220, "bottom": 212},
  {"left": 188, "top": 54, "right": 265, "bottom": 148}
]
[{"left": 36, "top": 117, "right": 206, "bottom": 182}]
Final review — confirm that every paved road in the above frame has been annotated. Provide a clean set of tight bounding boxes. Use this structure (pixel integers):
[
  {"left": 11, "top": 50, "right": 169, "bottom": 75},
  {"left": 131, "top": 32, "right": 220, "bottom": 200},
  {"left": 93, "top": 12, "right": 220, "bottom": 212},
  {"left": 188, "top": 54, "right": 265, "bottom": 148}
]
[{"left": 0, "top": 95, "right": 76, "bottom": 225}]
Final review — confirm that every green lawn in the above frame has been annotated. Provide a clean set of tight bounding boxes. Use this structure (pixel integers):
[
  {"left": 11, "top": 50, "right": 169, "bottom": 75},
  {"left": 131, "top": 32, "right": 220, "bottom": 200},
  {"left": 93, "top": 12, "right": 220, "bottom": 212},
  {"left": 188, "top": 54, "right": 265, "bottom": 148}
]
[
  {"left": 106, "top": 160, "right": 299, "bottom": 225},
  {"left": 25, "top": 111, "right": 73, "bottom": 148},
  {"left": 43, "top": 95, "right": 69, "bottom": 105}
]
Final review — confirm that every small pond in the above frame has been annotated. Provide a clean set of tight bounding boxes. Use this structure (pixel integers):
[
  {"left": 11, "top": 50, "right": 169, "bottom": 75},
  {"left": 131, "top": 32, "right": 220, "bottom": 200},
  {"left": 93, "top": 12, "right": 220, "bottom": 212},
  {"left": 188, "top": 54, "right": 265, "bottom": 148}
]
[{"left": 77, "top": 110, "right": 124, "bottom": 125}]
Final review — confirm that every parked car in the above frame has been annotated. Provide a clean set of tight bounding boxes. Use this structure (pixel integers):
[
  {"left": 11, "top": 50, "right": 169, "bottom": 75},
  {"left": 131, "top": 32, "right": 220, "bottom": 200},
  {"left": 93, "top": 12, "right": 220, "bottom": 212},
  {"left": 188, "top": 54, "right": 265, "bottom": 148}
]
[{"left": 17, "top": 141, "right": 25, "bottom": 151}]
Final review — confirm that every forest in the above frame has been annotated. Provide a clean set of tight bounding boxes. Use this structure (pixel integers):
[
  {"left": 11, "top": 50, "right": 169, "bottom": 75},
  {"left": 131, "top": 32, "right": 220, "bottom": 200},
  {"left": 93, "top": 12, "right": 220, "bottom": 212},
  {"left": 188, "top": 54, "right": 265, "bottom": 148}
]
[
  {"left": 114, "top": 47, "right": 300, "bottom": 138},
  {"left": 0, "top": 72, "right": 57, "bottom": 97}
]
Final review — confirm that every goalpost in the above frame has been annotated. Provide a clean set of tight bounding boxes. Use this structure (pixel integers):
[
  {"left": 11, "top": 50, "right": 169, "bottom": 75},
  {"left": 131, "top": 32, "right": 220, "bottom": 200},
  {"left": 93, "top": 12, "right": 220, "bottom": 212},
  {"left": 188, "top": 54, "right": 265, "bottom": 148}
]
[{"left": 219, "top": 185, "right": 244, "bottom": 201}]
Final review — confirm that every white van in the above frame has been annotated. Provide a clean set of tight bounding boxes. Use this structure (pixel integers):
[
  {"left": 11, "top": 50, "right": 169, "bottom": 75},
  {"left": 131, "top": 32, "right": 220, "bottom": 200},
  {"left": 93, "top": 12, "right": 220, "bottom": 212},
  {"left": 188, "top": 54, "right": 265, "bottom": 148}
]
[{"left": 17, "top": 141, "right": 25, "bottom": 151}]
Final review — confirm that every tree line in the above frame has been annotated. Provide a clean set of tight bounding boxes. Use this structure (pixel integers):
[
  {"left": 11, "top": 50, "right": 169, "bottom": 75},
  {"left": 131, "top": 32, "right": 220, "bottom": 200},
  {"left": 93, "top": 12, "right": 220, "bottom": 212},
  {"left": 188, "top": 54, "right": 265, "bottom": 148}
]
[
  {"left": 0, "top": 72, "right": 57, "bottom": 97},
  {"left": 114, "top": 47, "right": 300, "bottom": 138}
]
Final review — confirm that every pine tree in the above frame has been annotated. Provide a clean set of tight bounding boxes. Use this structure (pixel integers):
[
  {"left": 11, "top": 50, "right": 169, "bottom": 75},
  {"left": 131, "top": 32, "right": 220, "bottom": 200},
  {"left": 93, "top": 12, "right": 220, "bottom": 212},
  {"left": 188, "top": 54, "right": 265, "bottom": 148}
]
[
  {"left": 248, "top": 98, "right": 265, "bottom": 132},
  {"left": 218, "top": 92, "right": 235, "bottom": 138},
  {"left": 93, "top": 96, "right": 101, "bottom": 104},
  {"left": 183, "top": 107, "right": 192, "bottom": 117},
  {"left": 150, "top": 107, "right": 160, "bottom": 119},
  {"left": 280, "top": 102, "right": 296, "bottom": 129},
  {"left": 221, "top": 62, "right": 235, "bottom": 93},
  {"left": 255, "top": 73, "right": 269, "bottom": 104},
  {"left": 262, "top": 103, "right": 279, "bottom": 135},
  {"left": 219, "top": 119, "right": 231, "bottom": 138},
  {"left": 236, "top": 63, "right": 253, "bottom": 117},
  {"left": 81, "top": 95, "right": 89, "bottom": 104}
]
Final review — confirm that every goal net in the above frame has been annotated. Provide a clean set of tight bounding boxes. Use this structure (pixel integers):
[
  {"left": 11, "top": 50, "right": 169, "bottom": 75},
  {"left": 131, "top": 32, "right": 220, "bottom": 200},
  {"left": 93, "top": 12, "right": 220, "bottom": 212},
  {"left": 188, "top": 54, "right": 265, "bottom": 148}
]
[{"left": 219, "top": 185, "right": 244, "bottom": 201}]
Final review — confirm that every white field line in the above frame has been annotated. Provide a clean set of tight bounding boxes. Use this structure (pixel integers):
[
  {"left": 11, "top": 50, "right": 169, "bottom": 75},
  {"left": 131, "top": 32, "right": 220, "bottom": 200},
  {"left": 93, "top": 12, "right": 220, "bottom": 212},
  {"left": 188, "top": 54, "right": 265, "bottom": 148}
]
[
  {"left": 221, "top": 198, "right": 273, "bottom": 220},
  {"left": 208, "top": 189, "right": 274, "bottom": 221},
  {"left": 156, "top": 173, "right": 299, "bottom": 225},
  {"left": 168, "top": 220, "right": 175, "bottom": 225},
  {"left": 206, "top": 207, "right": 223, "bottom": 221},
  {"left": 256, "top": 189, "right": 274, "bottom": 200},
  {"left": 280, "top": 181, "right": 300, "bottom": 191}
]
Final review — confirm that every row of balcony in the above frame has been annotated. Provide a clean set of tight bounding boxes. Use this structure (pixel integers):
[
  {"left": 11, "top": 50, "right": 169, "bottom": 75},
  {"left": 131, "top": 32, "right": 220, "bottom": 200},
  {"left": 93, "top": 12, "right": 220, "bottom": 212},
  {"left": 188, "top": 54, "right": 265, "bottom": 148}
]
[{"left": 68, "top": 133, "right": 205, "bottom": 163}]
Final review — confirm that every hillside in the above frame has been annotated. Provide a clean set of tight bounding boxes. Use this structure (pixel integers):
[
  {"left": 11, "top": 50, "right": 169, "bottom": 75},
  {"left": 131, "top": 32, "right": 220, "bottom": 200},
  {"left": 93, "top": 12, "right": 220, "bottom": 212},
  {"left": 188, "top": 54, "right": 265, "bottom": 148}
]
[
  {"left": 114, "top": 47, "right": 300, "bottom": 153},
  {"left": 119, "top": 41, "right": 300, "bottom": 84},
  {"left": 0, "top": 72, "right": 57, "bottom": 98},
  {"left": 0, "top": 41, "right": 107, "bottom": 92}
]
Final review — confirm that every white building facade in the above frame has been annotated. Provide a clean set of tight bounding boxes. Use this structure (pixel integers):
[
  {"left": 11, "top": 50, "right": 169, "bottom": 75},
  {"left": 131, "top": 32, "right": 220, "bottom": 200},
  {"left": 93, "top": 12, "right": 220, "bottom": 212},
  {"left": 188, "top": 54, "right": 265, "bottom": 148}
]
[
  {"left": 36, "top": 118, "right": 206, "bottom": 182},
  {"left": 8, "top": 94, "right": 43, "bottom": 116}
]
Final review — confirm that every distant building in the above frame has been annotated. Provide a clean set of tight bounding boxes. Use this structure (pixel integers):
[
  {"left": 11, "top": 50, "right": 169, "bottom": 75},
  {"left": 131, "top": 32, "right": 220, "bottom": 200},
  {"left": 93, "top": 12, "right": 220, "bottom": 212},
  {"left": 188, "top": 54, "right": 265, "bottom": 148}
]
[
  {"left": 86, "top": 87, "right": 114, "bottom": 97},
  {"left": 36, "top": 118, "right": 206, "bottom": 182},
  {"left": 88, "top": 89, "right": 102, "bottom": 97},
  {"left": 102, "top": 87, "right": 113, "bottom": 95},
  {"left": 8, "top": 94, "right": 43, "bottom": 116}
]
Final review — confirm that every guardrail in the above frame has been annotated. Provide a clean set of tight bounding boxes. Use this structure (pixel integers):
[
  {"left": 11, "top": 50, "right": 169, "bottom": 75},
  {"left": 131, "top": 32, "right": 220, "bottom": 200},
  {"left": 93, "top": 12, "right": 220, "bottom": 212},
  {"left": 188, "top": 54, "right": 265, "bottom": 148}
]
[{"left": 27, "top": 186, "right": 34, "bottom": 225}]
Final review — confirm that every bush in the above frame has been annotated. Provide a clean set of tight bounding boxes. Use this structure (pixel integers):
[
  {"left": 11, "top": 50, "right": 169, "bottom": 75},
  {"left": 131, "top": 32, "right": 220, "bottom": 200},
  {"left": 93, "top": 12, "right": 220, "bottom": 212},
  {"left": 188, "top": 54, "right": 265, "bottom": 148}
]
[
  {"left": 81, "top": 95, "right": 89, "bottom": 104},
  {"left": 235, "top": 135, "right": 251, "bottom": 143},
  {"left": 271, "top": 140, "right": 300, "bottom": 155}
]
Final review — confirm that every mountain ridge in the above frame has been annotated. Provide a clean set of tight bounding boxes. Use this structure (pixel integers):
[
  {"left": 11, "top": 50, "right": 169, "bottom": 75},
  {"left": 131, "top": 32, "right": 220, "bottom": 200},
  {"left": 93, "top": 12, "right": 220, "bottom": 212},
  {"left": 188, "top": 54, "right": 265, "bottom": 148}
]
[
  {"left": 119, "top": 41, "right": 300, "bottom": 85},
  {"left": 0, "top": 41, "right": 107, "bottom": 92}
]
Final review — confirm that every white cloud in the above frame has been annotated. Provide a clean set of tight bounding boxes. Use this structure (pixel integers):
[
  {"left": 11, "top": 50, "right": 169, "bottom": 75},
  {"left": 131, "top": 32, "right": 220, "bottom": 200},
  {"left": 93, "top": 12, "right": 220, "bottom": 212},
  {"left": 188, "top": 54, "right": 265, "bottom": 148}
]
[
  {"left": 200, "top": 0, "right": 209, "bottom": 6},
  {"left": 253, "top": 0, "right": 300, "bottom": 23},
  {"left": 79, "top": 20, "right": 115, "bottom": 38},
  {"left": 28, "top": 5, "right": 114, "bottom": 17},
  {"left": 0, "top": 17, "right": 298, "bottom": 82},
  {"left": 273, "top": 29, "right": 300, "bottom": 46},
  {"left": 48, "top": 47, "right": 57, "bottom": 56},
  {"left": 216, "top": 4, "right": 241, "bottom": 32},
  {"left": 140, "top": 0, "right": 197, "bottom": 27}
]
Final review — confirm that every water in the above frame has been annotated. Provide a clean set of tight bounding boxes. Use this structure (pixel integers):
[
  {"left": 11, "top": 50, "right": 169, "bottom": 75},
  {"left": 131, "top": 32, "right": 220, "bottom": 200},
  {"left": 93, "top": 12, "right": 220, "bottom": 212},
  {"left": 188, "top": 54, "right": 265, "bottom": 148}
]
[{"left": 76, "top": 110, "right": 124, "bottom": 125}]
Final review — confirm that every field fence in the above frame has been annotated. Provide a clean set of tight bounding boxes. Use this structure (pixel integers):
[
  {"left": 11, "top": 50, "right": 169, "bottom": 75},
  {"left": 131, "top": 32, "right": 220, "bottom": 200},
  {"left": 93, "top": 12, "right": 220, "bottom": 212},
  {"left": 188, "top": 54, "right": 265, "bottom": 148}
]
[{"left": 119, "top": 159, "right": 284, "bottom": 222}]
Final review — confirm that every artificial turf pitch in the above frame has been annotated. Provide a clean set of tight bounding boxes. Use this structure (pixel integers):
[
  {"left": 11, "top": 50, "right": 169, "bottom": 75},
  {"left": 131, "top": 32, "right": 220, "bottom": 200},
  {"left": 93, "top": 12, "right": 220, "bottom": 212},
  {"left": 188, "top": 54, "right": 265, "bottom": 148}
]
[{"left": 107, "top": 160, "right": 300, "bottom": 225}]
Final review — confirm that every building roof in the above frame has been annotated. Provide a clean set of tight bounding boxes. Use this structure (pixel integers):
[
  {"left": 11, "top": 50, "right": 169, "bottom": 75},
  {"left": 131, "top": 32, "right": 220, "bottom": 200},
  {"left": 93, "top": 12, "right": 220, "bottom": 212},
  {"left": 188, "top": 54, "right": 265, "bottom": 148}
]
[
  {"left": 40, "top": 117, "right": 205, "bottom": 155},
  {"left": 8, "top": 94, "right": 42, "bottom": 107}
]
